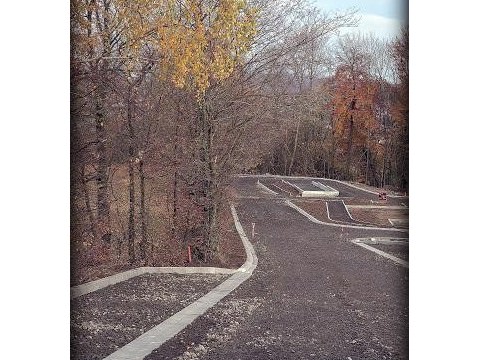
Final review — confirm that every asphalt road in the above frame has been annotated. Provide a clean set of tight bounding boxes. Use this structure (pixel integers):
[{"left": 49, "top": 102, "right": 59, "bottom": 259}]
[{"left": 147, "top": 176, "right": 408, "bottom": 360}]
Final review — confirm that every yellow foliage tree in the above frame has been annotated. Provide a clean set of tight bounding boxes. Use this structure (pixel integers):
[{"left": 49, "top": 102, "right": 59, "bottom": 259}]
[
  {"left": 72, "top": 0, "right": 257, "bottom": 95},
  {"left": 155, "top": 0, "right": 257, "bottom": 97},
  {"left": 71, "top": 0, "right": 257, "bottom": 259},
  {"left": 153, "top": 1, "right": 257, "bottom": 258}
]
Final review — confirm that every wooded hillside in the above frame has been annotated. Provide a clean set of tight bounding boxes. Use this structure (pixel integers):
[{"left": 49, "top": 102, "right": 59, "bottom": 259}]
[{"left": 71, "top": 0, "right": 408, "bottom": 278}]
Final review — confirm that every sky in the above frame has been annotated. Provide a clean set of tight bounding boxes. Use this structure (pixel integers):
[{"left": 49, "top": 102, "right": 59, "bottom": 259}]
[{"left": 310, "top": 0, "right": 407, "bottom": 40}]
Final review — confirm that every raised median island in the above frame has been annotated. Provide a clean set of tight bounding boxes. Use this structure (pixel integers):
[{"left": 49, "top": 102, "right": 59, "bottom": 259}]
[{"left": 284, "top": 179, "right": 340, "bottom": 197}]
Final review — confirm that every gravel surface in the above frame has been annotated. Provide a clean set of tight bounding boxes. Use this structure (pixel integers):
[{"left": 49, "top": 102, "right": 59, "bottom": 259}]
[
  {"left": 292, "top": 200, "right": 408, "bottom": 229},
  {"left": 258, "top": 179, "right": 300, "bottom": 197},
  {"left": 146, "top": 176, "right": 408, "bottom": 359},
  {"left": 71, "top": 273, "right": 229, "bottom": 360},
  {"left": 71, "top": 176, "right": 408, "bottom": 360},
  {"left": 349, "top": 208, "right": 408, "bottom": 228},
  {"left": 326, "top": 200, "right": 357, "bottom": 223},
  {"left": 370, "top": 244, "right": 409, "bottom": 262},
  {"left": 291, "top": 200, "right": 330, "bottom": 223},
  {"left": 145, "top": 295, "right": 264, "bottom": 360}
]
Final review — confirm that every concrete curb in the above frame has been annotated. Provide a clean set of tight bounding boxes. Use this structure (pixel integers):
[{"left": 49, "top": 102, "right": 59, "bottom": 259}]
[
  {"left": 325, "top": 200, "right": 374, "bottom": 227},
  {"left": 283, "top": 179, "right": 339, "bottom": 198},
  {"left": 346, "top": 205, "right": 407, "bottom": 210},
  {"left": 342, "top": 200, "right": 355, "bottom": 221},
  {"left": 286, "top": 200, "right": 408, "bottom": 233},
  {"left": 325, "top": 179, "right": 407, "bottom": 198},
  {"left": 282, "top": 179, "right": 303, "bottom": 194},
  {"left": 256, "top": 179, "right": 278, "bottom": 195},
  {"left": 312, "top": 180, "right": 337, "bottom": 192},
  {"left": 101, "top": 204, "right": 257, "bottom": 360},
  {"left": 231, "top": 204, "right": 258, "bottom": 274},
  {"left": 388, "top": 218, "right": 408, "bottom": 227},
  {"left": 354, "top": 237, "right": 408, "bottom": 245},
  {"left": 71, "top": 266, "right": 237, "bottom": 299},
  {"left": 235, "top": 174, "right": 407, "bottom": 199},
  {"left": 351, "top": 238, "right": 408, "bottom": 268},
  {"left": 325, "top": 201, "right": 347, "bottom": 222}
]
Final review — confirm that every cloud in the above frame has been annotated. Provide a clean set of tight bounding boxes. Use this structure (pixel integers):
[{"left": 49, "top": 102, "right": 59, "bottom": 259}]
[{"left": 340, "top": 13, "right": 405, "bottom": 40}]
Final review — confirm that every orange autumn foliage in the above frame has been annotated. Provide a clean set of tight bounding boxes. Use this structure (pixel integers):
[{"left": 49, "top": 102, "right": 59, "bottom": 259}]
[{"left": 330, "top": 65, "right": 379, "bottom": 154}]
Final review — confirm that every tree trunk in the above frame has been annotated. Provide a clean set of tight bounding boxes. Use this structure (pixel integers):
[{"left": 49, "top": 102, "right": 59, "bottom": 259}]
[
  {"left": 139, "top": 158, "right": 147, "bottom": 264},
  {"left": 172, "top": 124, "right": 179, "bottom": 238},
  {"left": 381, "top": 145, "right": 388, "bottom": 188},
  {"left": 330, "top": 125, "right": 336, "bottom": 178},
  {"left": 288, "top": 119, "right": 300, "bottom": 176},
  {"left": 95, "top": 84, "right": 112, "bottom": 245},
  {"left": 365, "top": 148, "right": 369, "bottom": 185},
  {"left": 127, "top": 89, "right": 136, "bottom": 264},
  {"left": 283, "top": 128, "right": 291, "bottom": 175},
  {"left": 80, "top": 165, "right": 96, "bottom": 239},
  {"left": 199, "top": 100, "right": 219, "bottom": 260},
  {"left": 346, "top": 115, "right": 354, "bottom": 180}
]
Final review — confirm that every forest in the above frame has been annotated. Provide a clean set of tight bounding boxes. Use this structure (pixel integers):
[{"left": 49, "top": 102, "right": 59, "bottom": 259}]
[{"left": 70, "top": 0, "right": 408, "bottom": 279}]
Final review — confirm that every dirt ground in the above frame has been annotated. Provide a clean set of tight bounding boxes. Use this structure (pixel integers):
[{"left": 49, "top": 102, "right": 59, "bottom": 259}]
[
  {"left": 71, "top": 273, "right": 229, "bottom": 360},
  {"left": 291, "top": 200, "right": 330, "bottom": 222},
  {"left": 71, "top": 165, "right": 246, "bottom": 287},
  {"left": 144, "top": 176, "right": 408, "bottom": 359},
  {"left": 349, "top": 207, "right": 409, "bottom": 228},
  {"left": 71, "top": 204, "right": 246, "bottom": 286},
  {"left": 291, "top": 200, "right": 408, "bottom": 229}
]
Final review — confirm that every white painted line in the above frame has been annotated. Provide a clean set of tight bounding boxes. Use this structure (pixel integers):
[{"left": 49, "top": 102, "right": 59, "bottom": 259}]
[
  {"left": 324, "top": 179, "right": 407, "bottom": 198},
  {"left": 351, "top": 239, "right": 408, "bottom": 268},
  {"left": 326, "top": 201, "right": 331, "bottom": 221},
  {"left": 102, "top": 204, "right": 257, "bottom": 360},
  {"left": 256, "top": 180, "right": 278, "bottom": 195},
  {"left": 286, "top": 200, "right": 408, "bottom": 232}
]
